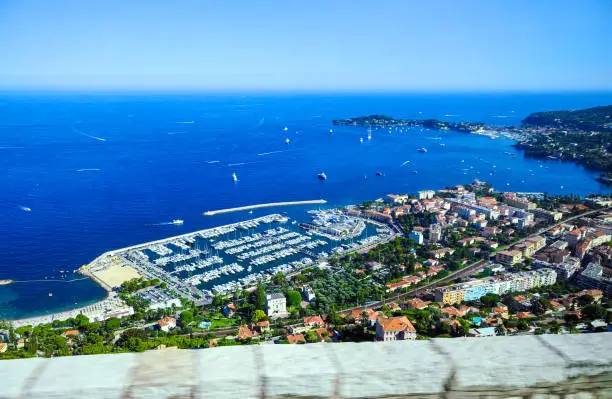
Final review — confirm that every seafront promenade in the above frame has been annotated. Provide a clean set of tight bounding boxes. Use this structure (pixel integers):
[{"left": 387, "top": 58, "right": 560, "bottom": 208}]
[{"left": 203, "top": 199, "right": 327, "bottom": 216}]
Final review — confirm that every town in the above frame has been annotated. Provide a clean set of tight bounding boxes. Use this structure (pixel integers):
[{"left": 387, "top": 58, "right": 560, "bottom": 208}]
[{"left": 1, "top": 181, "right": 610, "bottom": 357}]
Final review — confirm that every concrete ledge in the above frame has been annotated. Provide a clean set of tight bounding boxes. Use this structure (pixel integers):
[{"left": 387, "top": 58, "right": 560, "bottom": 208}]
[{"left": 0, "top": 334, "right": 610, "bottom": 399}]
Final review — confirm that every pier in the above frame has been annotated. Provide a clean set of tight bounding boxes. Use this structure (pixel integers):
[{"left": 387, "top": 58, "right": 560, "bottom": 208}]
[{"left": 203, "top": 199, "right": 327, "bottom": 216}]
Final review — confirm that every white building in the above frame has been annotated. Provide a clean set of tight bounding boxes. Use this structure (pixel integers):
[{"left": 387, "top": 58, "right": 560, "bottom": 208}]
[
  {"left": 429, "top": 224, "right": 442, "bottom": 244},
  {"left": 265, "top": 293, "right": 288, "bottom": 318},
  {"left": 302, "top": 285, "right": 316, "bottom": 302},
  {"left": 418, "top": 190, "right": 436, "bottom": 200}
]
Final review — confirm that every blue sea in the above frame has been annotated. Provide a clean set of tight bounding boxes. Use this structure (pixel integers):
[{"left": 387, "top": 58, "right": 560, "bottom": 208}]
[{"left": 1, "top": 91, "right": 611, "bottom": 319}]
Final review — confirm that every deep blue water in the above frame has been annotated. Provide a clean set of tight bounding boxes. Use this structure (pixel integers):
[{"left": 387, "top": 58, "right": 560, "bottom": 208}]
[{"left": 1, "top": 92, "right": 611, "bottom": 319}]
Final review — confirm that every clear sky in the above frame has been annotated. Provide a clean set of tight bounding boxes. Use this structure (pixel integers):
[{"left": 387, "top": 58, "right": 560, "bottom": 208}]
[{"left": 0, "top": 0, "right": 611, "bottom": 91}]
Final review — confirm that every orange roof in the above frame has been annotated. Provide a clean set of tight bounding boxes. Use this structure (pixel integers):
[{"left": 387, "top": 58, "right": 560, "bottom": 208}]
[
  {"left": 256, "top": 320, "right": 270, "bottom": 327},
  {"left": 286, "top": 333, "right": 305, "bottom": 344},
  {"left": 440, "top": 306, "right": 464, "bottom": 317},
  {"left": 350, "top": 308, "right": 378, "bottom": 321},
  {"left": 406, "top": 298, "right": 431, "bottom": 309},
  {"left": 237, "top": 325, "right": 256, "bottom": 340},
  {"left": 64, "top": 330, "right": 80, "bottom": 336},
  {"left": 158, "top": 316, "right": 176, "bottom": 327},
  {"left": 303, "top": 316, "right": 325, "bottom": 326},
  {"left": 377, "top": 316, "right": 416, "bottom": 333},
  {"left": 515, "top": 312, "right": 534, "bottom": 319},
  {"left": 314, "top": 328, "right": 329, "bottom": 341}
]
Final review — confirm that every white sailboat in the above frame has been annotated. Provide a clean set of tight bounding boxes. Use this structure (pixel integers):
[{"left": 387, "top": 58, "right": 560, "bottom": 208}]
[{"left": 232, "top": 173, "right": 239, "bottom": 182}]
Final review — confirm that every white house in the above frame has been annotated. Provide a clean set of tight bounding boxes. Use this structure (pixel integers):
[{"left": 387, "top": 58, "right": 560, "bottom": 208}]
[{"left": 265, "top": 293, "right": 288, "bottom": 319}]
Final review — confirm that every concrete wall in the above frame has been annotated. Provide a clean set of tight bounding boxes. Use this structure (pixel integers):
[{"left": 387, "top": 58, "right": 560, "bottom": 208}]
[{"left": 1, "top": 333, "right": 611, "bottom": 398}]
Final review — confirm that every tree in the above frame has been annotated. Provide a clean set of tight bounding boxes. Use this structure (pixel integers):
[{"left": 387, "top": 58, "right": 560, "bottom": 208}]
[
  {"left": 480, "top": 293, "right": 500, "bottom": 308},
  {"left": 286, "top": 290, "right": 302, "bottom": 308},
  {"left": 305, "top": 330, "right": 318, "bottom": 343},
  {"left": 74, "top": 314, "right": 90, "bottom": 329},
  {"left": 180, "top": 311, "right": 194, "bottom": 326},
  {"left": 253, "top": 284, "right": 266, "bottom": 310},
  {"left": 252, "top": 309, "right": 267, "bottom": 323},
  {"left": 104, "top": 317, "right": 121, "bottom": 331},
  {"left": 272, "top": 272, "right": 286, "bottom": 286},
  {"left": 582, "top": 304, "right": 606, "bottom": 321}
]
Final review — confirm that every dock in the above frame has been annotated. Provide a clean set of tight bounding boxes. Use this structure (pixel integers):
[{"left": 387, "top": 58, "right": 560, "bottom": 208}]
[{"left": 203, "top": 200, "right": 327, "bottom": 216}]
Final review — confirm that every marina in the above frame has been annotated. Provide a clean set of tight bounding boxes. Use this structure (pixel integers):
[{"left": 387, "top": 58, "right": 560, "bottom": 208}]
[{"left": 82, "top": 212, "right": 393, "bottom": 301}]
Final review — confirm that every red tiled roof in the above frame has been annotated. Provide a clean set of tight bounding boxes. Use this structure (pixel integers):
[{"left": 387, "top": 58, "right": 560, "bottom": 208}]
[
  {"left": 377, "top": 316, "right": 416, "bottom": 333},
  {"left": 286, "top": 333, "right": 305, "bottom": 344}
]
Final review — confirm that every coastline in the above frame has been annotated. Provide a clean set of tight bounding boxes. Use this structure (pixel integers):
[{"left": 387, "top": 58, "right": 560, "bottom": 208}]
[{"left": 9, "top": 291, "right": 112, "bottom": 328}]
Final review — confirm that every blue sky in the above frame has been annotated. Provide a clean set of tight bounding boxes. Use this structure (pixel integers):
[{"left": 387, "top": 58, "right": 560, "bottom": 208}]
[{"left": 0, "top": 0, "right": 611, "bottom": 91}]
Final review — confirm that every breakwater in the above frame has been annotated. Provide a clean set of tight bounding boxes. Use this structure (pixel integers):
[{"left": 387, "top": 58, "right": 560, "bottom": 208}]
[{"left": 203, "top": 200, "right": 327, "bottom": 216}]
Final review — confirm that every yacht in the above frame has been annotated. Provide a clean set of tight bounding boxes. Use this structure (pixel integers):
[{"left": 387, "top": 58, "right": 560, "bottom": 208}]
[
  {"left": 232, "top": 172, "right": 239, "bottom": 182},
  {"left": 329, "top": 129, "right": 333, "bottom": 134},
  {"left": 285, "top": 138, "right": 290, "bottom": 144},
  {"left": 283, "top": 126, "right": 288, "bottom": 131},
  {"left": 172, "top": 219, "right": 184, "bottom": 225},
  {"left": 417, "top": 147, "right": 427, "bottom": 153},
  {"left": 317, "top": 172, "right": 327, "bottom": 180}
]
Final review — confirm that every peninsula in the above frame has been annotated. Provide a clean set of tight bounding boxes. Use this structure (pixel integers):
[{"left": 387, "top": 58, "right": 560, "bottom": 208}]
[
  {"left": 203, "top": 199, "right": 327, "bottom": 216},
  {"left": 333, "top": 105, "right": 612, "bottom": 181}
]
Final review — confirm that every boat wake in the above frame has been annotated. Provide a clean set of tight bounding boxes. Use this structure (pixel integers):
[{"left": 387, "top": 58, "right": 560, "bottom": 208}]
[
  {"left": 400, "top": 160, "right": 411, "bottom": 166},
  {"left": 257, "top": 150, "right": 284, "bottom": 156},
  {"left": 76, "top": 168, "right": 101, "bottom": 172},
  {"left": 167, "top": 131, "right": 183, "bottom": 135},
  {"left": 443, "top": 114, "right": 459, "bottom": 117},
  {"left": 0, "top": 146, "right": 25, "bottom": 149},
  {"left": 492, "top": 115, "right": 509, "bottom": 118},
  {"left": 176, "top": 121, "right": 195, "bottom": 124},
  {"left": 205, "top": 160, "right": 221, "bottom": 164},
  {"left": 228, "top": 162, "right": 246, "bottom": 167},
  {"left": 81, "top": 133, "right": 106, "bottom": 142}
]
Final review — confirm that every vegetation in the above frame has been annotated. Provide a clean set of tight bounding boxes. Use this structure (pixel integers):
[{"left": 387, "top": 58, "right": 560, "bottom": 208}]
[{"left": 310, "top": 271, "right": 381, "bottom": 313}]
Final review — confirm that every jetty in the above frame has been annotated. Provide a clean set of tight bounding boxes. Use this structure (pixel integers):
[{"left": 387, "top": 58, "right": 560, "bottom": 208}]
[{"left": 203, "top": 200, "right": 327, "bottom": 216}]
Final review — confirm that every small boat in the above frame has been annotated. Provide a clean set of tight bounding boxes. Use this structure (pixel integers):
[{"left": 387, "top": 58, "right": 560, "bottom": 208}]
[
  {"left": 48, "top": 292, "right": 53, "bottom": 297},
  {"left": 172, "top": 219, "right": 184, "bottom": 225},
  {"left": 283, "top": 126, "right": 288, "bottom": 131},
  {"left": 367, "top": 133, "right": 372, "bottom": 140},
  {"left": 376, "top": 171, "right": 384, "bottom": 176},
  {"left": 417, "top": 148, "right": 427, "bottom": 153},
  {"left": 329, "top": 129, "right": 333, "bottom": 134},
  {"left": 317, "top": 172, "right": 327, "bottom": 180},
  {"left": 232, "top": 172, "right": 239, "bottom": 182},
  {"left": 248, "top": 210, "right": 253, "bottom": 214},
  {"left": 285, "top": 138, "right": 290, "bottom": 144},
  {"left": 360, "top": 137, "right": 364, "bottom": 143}
]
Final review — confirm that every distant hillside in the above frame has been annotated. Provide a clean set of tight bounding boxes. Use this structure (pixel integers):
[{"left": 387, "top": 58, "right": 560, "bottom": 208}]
[{"left": 522, "top": 105, "right": 612, "bottom": 131}]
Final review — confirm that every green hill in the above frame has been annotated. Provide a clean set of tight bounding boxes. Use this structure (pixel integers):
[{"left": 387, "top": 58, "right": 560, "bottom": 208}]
[{"left": 522, "top": 105, "right": 612, "bottom": 131}]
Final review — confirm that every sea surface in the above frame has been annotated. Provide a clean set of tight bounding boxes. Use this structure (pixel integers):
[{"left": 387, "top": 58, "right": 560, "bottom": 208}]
[{"left": 1, "top": 91, "right": 611, "bottom": 319}]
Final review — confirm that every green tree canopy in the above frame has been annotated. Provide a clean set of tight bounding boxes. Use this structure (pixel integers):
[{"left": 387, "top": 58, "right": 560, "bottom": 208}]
[
  {"left": 286, "top": 290, "right": 302, "bottom": 308},
  {"left": 252, "top": 309, "right": 267, "bottom": 323},
  {"left": 180, "top": 311, "right": 194, "bottom": 326}
]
